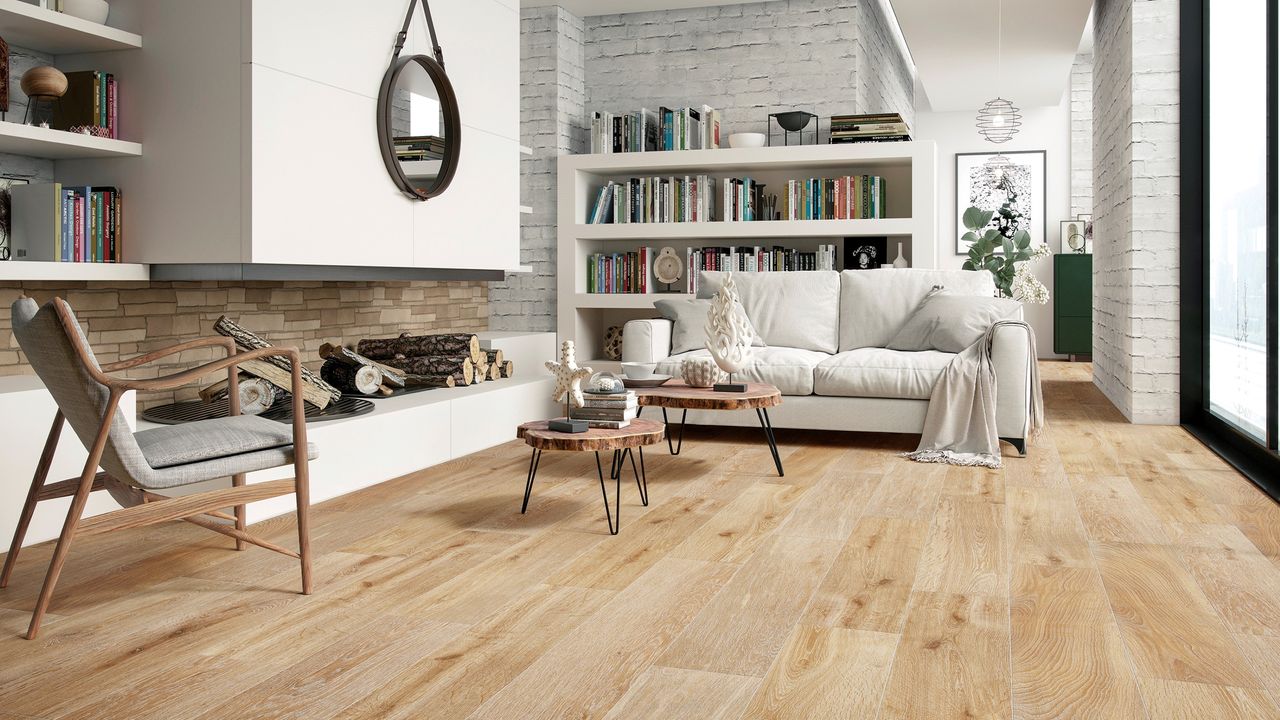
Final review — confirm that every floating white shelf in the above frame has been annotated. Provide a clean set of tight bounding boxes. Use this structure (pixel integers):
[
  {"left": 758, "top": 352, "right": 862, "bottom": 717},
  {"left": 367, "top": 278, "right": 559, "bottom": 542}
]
[
  {"left": 572, "top": 217, "right": 916, "bottom": 241},
  {"left": 0, "top": 122, "right": 141, "bottom": 159},
  {"left": 0, "top": 261, "right": 149, "bottom": 281},
  {"left": 519, "top": 205, "right": 533, "bottom": 214},
  {"left": 519, "top": 145, "right": 533, "bottom": 156},
  {"left": 573, "top": 293, "right": 678, "bottom": 309},
  {"left": 402, "top": 159, "right": 441, "bottom": 179},
  {"left": 0, "top": 0, "right": 141, "bottom": 54}
]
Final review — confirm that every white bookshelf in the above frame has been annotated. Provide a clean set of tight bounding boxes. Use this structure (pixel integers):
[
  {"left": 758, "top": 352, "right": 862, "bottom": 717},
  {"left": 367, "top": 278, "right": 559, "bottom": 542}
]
[
  {"left": 0, "top": 121, "right": 141, "bottom": 159},
  {"left": 0, "top": 260, "right": 149, "bottom": 281},
  {"left": 556, "top": 141, "right": 937, "bottom": 361},
  {"left": 0, "top": 0, "right": 141, "bottom": 53}
]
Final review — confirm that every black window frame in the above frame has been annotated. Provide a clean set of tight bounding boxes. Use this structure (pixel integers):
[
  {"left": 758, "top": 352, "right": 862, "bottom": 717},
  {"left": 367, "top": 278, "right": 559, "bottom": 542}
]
[{"left": 1180, "top": 0, "right": 1280, "bottom": 500}]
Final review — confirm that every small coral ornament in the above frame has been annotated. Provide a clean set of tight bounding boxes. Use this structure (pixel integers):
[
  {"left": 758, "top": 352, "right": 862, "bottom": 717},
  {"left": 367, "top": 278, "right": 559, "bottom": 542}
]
[
  {"left": 705, "top": 272, "right": 752, "bottom": 392},
  {"left": 545, "top": 340, "right": 593, "bottom": 432}
]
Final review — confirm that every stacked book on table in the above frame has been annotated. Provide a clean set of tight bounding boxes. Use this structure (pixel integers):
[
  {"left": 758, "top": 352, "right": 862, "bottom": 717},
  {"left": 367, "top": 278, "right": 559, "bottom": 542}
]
[
  {"left": 570, "top": 390, "right": 638, "bottom": 429},
  {"left": 829, "top": 112, "right": 911, "bottom": 144},
  {"left": 393, "top": 135, "right": 446, "bottom": 161},
  {"left": 9, "top": 182, "right": 123, "bottom": 263}
]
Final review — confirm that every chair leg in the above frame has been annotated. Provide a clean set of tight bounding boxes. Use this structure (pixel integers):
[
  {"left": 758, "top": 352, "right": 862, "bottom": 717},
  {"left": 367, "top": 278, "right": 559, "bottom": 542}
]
[
  {"left": 231, "top": 473, "right": 246, "bottom": 551},
  {"left": 2, "top": 413, "right": 63, "bottom": 589},
  {"left": 294, "top": 463, "right": 312, "bottom": 596}
]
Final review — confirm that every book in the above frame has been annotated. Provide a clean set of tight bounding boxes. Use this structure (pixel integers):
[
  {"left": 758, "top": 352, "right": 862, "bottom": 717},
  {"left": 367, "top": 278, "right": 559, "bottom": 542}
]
[{"left": 9, "top": 183, "right": 63, "bottom": 262}]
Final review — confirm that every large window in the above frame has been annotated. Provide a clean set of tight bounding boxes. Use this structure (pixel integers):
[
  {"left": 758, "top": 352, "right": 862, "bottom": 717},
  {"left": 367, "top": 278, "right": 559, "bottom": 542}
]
[{"left": 1184, "top": 0, "right": 1280, "bottom": 495}]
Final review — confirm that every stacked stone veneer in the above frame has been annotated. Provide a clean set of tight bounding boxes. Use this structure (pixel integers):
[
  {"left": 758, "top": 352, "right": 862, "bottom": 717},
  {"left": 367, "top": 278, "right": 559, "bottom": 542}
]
[
  {"left": 491, "top": 0, "right": 914, "bottom": 332},
  {"left": 0, "top": 281, "right": 488, "bottom": 410},
  {"left": 1092, "top": 0, "right": 1180, "bottom": 424}
]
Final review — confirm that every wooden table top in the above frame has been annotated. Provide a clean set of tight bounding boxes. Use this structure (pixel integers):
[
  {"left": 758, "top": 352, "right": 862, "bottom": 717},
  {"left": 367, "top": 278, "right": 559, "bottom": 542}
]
[
  {"left": 517, "top": 417, "right": 665, "bottom": 451},
  {"left": 632, "top": 380, "right": 782, "bottom": 410}
]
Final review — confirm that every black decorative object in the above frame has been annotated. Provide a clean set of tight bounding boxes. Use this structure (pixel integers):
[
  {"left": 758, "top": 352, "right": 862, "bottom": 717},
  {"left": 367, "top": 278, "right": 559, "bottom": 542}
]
[
  {"left": 843, "top": 236, "right": 888, "bottom": 270},
  {"left": 768, "top": 110, "right": 818, "bottom": 146},
  {"left": 548, "top": 418, "right": 589, "bottom": 433},
  {"left": 378, "top": 0, "right": 462, "bottom": 201}
]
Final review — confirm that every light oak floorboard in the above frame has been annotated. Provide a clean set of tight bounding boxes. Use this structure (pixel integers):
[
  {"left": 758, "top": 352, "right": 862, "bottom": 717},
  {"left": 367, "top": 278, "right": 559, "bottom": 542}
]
[
  {"left": 602, "top": 666, "right": 758, "bottom": 720},
  {"left": 804, "top": 516, "right": 930, "bottom": 633},
  {"left": 1138, "top": 678, "right": 1277, "bottom": 720},
  {"left": 740, "top": 625, "right": 897, "bottom": 720}
]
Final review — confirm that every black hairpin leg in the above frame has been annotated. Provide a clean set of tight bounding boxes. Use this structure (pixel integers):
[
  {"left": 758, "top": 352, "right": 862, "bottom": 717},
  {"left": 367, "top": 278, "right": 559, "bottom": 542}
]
[
  {"left": 607, "top": 446, "right": 648, "bottom": 506},
  {"left": 520, "top": 447, "right": 542, "bottom": 513},
  {"left": 595, "top": 450, "right": 623, "bottom": 535},
  {"left": 661, "top": 408, "right": 687, "bottom": 455},
  {"left": 756, "top": 407, "right": 784, "bottom": 477}
]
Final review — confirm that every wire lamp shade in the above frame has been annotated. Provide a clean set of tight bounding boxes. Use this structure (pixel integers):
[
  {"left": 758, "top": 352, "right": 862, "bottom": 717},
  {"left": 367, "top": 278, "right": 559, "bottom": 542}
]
[{"left": 976, "top": 97, "right": 1021, "bottom": 143}]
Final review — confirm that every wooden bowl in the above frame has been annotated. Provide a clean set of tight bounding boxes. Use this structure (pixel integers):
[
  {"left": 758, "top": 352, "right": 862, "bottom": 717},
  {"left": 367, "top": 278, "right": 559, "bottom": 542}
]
[{"left": 20, "top": 66, "right": 68, "bottom": 98}]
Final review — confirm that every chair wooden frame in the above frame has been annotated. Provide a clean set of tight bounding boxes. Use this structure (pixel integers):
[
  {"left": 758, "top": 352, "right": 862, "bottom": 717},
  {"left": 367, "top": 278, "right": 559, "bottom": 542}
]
[{"left": 0, "top": 297, "right": 312, "bottom": 639}]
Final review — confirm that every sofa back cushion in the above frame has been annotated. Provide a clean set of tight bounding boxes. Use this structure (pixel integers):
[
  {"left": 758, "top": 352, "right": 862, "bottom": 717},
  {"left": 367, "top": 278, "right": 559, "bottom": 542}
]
[
  {"left": 838, "top": 269, "right": 996, "bottom": 351},
  {"left": 698, "top": 270, "right": 841, "bottom": 353}
]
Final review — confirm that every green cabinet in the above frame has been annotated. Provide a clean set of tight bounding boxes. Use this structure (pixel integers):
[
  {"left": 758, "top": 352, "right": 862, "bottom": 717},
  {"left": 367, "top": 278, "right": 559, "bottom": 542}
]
[{"left": 1053, "top": 254, "right": 1092, "bottom": 357}]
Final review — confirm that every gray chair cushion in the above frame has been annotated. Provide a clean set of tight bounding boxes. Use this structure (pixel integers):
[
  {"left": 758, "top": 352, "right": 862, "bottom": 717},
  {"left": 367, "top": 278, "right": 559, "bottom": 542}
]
[{"left": 136, "top": 415, "right": 296, "bottom": 469}]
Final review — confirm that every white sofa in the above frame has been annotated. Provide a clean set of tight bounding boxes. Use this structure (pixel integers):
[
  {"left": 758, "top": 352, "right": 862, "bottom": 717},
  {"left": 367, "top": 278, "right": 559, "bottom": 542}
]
[{"left": 622, "top": 269, "right": 1035, "bottom": 455}]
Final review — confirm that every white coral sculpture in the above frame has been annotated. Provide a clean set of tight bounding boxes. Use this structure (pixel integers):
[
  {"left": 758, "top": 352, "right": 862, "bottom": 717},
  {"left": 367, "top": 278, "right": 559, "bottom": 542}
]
[{"left": 705, "top": 273, "right": 753, "bottom": 376}]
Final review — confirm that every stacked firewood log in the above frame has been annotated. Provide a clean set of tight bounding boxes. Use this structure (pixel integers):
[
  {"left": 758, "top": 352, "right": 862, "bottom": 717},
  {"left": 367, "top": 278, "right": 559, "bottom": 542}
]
[{"left": 199, "top": 320, "right": 515, "bottom": 416}]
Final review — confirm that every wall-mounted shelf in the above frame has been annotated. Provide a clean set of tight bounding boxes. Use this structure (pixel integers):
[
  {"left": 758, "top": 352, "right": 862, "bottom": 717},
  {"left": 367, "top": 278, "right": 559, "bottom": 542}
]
[
  {"left": 402, "top": 159, "right": 441, "bottom": 179},
  {"left": 573, "top": 218, "right": 916, "bottom": 241},
  {"left": 519, "top": 205, "right": 533, "bottom": 214},
  {"left": 0, "top": 0, "right": 141, "bottom": 54},
  {"left": 574, "top": 292, "right": 684, "bottom": 309},
  {"left": 519, "top": 145, "right": 533, "bottom": 156},
  {"left": 0, "top": 122, "right": 141, "bottom": 159},
  {"left": 0, "top": 261, "right": 149, "bottom": 281}
]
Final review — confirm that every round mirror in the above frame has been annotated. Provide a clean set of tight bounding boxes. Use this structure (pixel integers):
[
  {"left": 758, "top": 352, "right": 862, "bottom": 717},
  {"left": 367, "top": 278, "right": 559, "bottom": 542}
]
[{"left": 377, "top": 54, "right": 461, "bottom": 201}]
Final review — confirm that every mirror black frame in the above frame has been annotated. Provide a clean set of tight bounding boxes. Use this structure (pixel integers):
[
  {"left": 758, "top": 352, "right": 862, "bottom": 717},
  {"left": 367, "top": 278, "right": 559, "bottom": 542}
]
[{"left": 377, "top": 54, "right": 462, "bottom": 201}]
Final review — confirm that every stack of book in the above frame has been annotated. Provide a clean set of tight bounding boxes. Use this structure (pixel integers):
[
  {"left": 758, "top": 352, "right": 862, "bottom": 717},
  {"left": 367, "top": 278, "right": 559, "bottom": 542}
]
[
  {"left": 51, "top": 70, "right": 118, "bottom": 139},
  {"left": 9, "top": 183, "right": 122, "bottom": 263},
  {"left": 587, "top": 176, "right": 715, "bottom": 224},
  {"left": 782, "top": 175, "right": 888, "bottom": 220},
  {"left": 587, "top": 247, "right": 652, "bottom": 294},
  {"left": 685, "top": 245, "right": 839, "bottom": 293},
  {"left": 829, "top": 113, "right": 910, "bottom": 144},
  {"left": 393, "top": 135, "right": 446, "bottom": 162},
  {"left": 570, "top": 390, "right": 638, "bottom": 429},
  {"left": 722, "top": 177, "right": 777, "bottom": 221},
  {"left": 590, "top": 106, "right": 721, "bottom": 153}
]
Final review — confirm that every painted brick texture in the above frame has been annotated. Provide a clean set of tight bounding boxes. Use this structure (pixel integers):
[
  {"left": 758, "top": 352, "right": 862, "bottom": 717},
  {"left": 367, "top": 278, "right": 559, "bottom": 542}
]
[
  {"left": 489, "top": 7, "right": 585, "bottom": 332},
  {"left": 1092, "top": 0, "right": 1180, "bottom": 424},
  {"left": 1070, "top": 49, "right": 1093, "bottom": 218},
  {"left": 0, "top": 281, "right": 488, "bottom": 410}
]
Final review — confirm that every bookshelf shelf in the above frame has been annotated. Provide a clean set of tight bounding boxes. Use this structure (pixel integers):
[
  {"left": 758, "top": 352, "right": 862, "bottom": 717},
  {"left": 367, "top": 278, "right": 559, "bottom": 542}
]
[
  {"left": 0, "top": 0, "right": 141, "bottom": 54},
  {"left": 0, "top": 121, "right": 141, "bottom": 159},
  {"left": 572, "top": 218, "right": 916, "bottom": 241},
  {"left": 558, "top": 140, "right": 937, "bottom": 361},
  {"left": 0, "top": 260, "right": 148, "bottom": 281}
]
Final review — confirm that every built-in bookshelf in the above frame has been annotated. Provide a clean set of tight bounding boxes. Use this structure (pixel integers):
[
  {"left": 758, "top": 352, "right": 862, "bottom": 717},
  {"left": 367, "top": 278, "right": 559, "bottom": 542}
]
[{"left": 557, "top": 141, "right": 938, "bottom": 366}]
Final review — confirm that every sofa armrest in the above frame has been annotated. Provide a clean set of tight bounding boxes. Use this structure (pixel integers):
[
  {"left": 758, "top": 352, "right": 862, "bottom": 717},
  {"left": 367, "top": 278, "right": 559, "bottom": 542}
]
[
  {"left": 992, "top": 322, "right": 1033, "bottom": 441},
  {"left": 622, "top": 319, "right": 673, "bottom": 363}
]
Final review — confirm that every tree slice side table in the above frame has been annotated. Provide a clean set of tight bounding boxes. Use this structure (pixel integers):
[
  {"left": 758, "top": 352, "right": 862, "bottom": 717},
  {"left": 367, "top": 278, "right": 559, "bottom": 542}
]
[
  {"left": 633, "top": 381, "right": 784, "bottom": 476},
  {"left": 516, "top": 418, "right": 664, "bottom": 535}
]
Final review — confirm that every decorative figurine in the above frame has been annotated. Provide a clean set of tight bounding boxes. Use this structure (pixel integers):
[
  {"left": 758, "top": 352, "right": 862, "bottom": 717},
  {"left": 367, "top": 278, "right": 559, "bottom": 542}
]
[
  {"left": 681, "top": 357, "right": 723, "bottom": 388},
  {"left": 19, "top": 65, "right": 68, "bottom": 127},
  {"left": 545, "top": 340, "right": 592, "bottom": 432},
  {"left": 705, "top": 273, "right": 752, "bottom": 392}
]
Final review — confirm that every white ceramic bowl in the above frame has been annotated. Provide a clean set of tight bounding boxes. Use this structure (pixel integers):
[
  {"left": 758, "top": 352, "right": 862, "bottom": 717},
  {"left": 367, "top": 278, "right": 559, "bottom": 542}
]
[
  {"left": 728, "top": 132, "right": 766, "bottom": 149},
  {"left": 621, "top": 361, "right": 657, "bottom": 379},
  {"left": 62, "top": 0, "right": 109, "bottom": 24}
]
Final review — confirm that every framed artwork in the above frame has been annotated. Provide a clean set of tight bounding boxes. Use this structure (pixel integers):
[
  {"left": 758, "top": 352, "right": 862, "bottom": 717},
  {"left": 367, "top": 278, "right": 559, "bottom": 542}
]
[
  {"left": 1076, "top": 213, "right": 1094, "bottom": 253},
  {"left": 0, "top": 176, "right": 31, "bottom": 262},
  {"left": 1061, "top": 220, "right": 1087, "bottom": 254},
  {"left": 955, "top": 150, "right": 1047, "bottom": 254},
  {"left": 842, "top": 236, "right": 887, "bottom": 270}
]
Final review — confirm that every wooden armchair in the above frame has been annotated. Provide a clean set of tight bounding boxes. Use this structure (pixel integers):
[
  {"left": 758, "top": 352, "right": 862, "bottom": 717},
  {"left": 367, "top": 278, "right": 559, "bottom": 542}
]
[{"left": 2, "top": 297, "right": 316, "bottom": 639}]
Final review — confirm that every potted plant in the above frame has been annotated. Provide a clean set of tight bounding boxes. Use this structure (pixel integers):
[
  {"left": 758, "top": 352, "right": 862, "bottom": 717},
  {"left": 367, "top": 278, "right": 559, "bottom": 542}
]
[{"left": 959, "top": 194, "right": 1050, "bottom": 304}]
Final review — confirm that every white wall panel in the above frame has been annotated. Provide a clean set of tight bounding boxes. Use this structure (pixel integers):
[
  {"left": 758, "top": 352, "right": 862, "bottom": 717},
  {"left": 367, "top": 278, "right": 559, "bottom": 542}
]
[{"left": 412, "top": 128, "right": 519, "bottom": 269}]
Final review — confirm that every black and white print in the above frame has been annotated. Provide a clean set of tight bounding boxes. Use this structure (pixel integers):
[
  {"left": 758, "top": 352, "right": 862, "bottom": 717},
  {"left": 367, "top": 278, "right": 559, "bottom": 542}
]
[{"left": 954, "top": 150, "right": 1046, "bottom": 254}]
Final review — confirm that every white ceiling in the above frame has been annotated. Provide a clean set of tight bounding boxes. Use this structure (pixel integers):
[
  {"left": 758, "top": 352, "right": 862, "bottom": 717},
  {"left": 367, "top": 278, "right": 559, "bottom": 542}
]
[
  {"left": 891, "top": 0, "right": 1093, "bottom": 112},
  {"left": 519, "top": 0, "right": 763, "bottom": 16}
]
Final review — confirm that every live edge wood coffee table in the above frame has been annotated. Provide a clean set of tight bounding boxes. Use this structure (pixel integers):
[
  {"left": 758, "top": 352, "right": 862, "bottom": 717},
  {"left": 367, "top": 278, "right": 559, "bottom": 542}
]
[
  {"left": 633, "top": 381, "right": 784, "bottom": 477},
  {"left": 516, "top": 418, "right": 664, "bottom": 535}
]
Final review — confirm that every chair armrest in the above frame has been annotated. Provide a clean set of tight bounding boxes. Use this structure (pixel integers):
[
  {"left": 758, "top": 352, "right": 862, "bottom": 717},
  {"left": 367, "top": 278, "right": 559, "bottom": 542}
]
[
  {"left": 101, "top": 336, "right": 236, "bottom": 372},
  {"left": 108, "top": 346, "right": 302, "bottom": 393},
  {"left": 991, "top": 322, "right": 1033, "bottom": 439},
  {"left": 622, "top": 319, "right": 673, "bottom": 363}
]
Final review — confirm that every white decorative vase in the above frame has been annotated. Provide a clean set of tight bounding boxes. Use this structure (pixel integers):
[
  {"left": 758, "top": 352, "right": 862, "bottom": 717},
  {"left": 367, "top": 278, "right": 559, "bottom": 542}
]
[
  {"left": 681, "top": 357, "right": 723, "bottom": 388},
  {"left": 62, "top": 0, "right": 110, "bottom": 24},
  {"left": 892, "top": 241, "right": 909, "bottom": 269}
]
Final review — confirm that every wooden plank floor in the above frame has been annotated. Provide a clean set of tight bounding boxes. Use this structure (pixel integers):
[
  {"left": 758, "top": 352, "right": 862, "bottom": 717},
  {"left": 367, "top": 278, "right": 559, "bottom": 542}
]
[{"left": 2, "top": 361, "right": 1279, "bottom": 719}]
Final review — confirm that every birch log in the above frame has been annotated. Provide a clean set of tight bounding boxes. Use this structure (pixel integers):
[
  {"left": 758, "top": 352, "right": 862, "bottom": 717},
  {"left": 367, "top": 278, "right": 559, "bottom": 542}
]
[
  {"left": 198, "top": 375, "right": 279, "bottom": 415},
  {"left": 356, "top": 333, "right": 481, "bottom": 365},
  {"left": 321, "top": 358, "right": 384, "bottom": 395},
  {"left": 380, "top": 355, "right": 473, "bottom": 386},
  {"left": 500, "top": 360, "right": 515, "bottom": 378},
  {"left": 318, "top": 342, "right": 407, "bottom": 389},
  {"left": 213, "top": 316, "right": 341, "bottom": 407}
]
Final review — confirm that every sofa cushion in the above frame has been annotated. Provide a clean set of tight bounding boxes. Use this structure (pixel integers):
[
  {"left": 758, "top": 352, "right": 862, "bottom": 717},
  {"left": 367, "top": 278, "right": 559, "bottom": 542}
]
[
  {"left": 654, "top": 297, "right": 765, "bottom": 355},
  {"left": 838, "top": 269, "right": 995, "bottom": 351},
  {"left": 697, "top": 271, "right": 840, "bottom": 353},
  {"left": 888, "top": 290, "right": 1021, "bottom": 353},
  {"left": 814, "top": 347, "right": 956, "bottom": 400},
  {"left": 135, "top": 415, "right": 295, "bottom": 469},
  {"left": 654, "top": 346, "right": 829, "bottom": 396}
]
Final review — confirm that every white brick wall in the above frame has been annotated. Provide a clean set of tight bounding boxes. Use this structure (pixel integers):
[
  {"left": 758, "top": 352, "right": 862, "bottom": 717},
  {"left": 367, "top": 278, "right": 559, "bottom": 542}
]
[
  {"left": 489, "top": 7, "right": 585, "bottom": 332},
  {"left": 1092, "top": 0, "right": 1180, "bottom": 425},
  {"left": 1070, "top": 50, "right": 1093, "bottom": 218},
  {"left": 856, "top": 0, "right": 914, "bottom": 130}
]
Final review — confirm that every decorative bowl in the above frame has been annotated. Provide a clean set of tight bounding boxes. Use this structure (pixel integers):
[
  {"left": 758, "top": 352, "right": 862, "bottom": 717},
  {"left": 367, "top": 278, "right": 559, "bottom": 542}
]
[
  {"left": 61, "top": 0, "right": 110, "bottom": 24},
  {"left": 622, "top": 374, "right": 671, "bottom": 388},
  {"left": 621, "top": 361, "right": 657, "bottom": 379},
  {"left": 681, "top": 357, "right": 724, "bottom": 388},
  {"left": 728, "top": 132, "right": 766, "bottom": 149}
]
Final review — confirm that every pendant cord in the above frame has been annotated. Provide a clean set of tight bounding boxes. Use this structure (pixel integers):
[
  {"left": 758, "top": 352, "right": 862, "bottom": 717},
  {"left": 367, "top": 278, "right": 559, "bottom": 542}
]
[{"left": 997, "top": 0, "right": 1003, "bottom": 95}]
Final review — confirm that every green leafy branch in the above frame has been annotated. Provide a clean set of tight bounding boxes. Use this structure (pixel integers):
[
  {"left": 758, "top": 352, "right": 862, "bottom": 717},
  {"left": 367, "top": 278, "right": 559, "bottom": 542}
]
[{"left": 959, "top": 206, "right": 1039, "bottom": 300}]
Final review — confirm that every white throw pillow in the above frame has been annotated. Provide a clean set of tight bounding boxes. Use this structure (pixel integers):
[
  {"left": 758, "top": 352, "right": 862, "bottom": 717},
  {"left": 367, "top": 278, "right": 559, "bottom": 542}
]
[
  {"left": 887, "top": 289, "right": 1021, "bottom": 353},
  {"left": 839, "top": 269, "right": 996, "bottom": 351},
  {"left": 654, "top": 297, "right": 764, "bottom": 355},
  {"left": 698, "top": 271, "right": 841, "bottom": 354}
]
